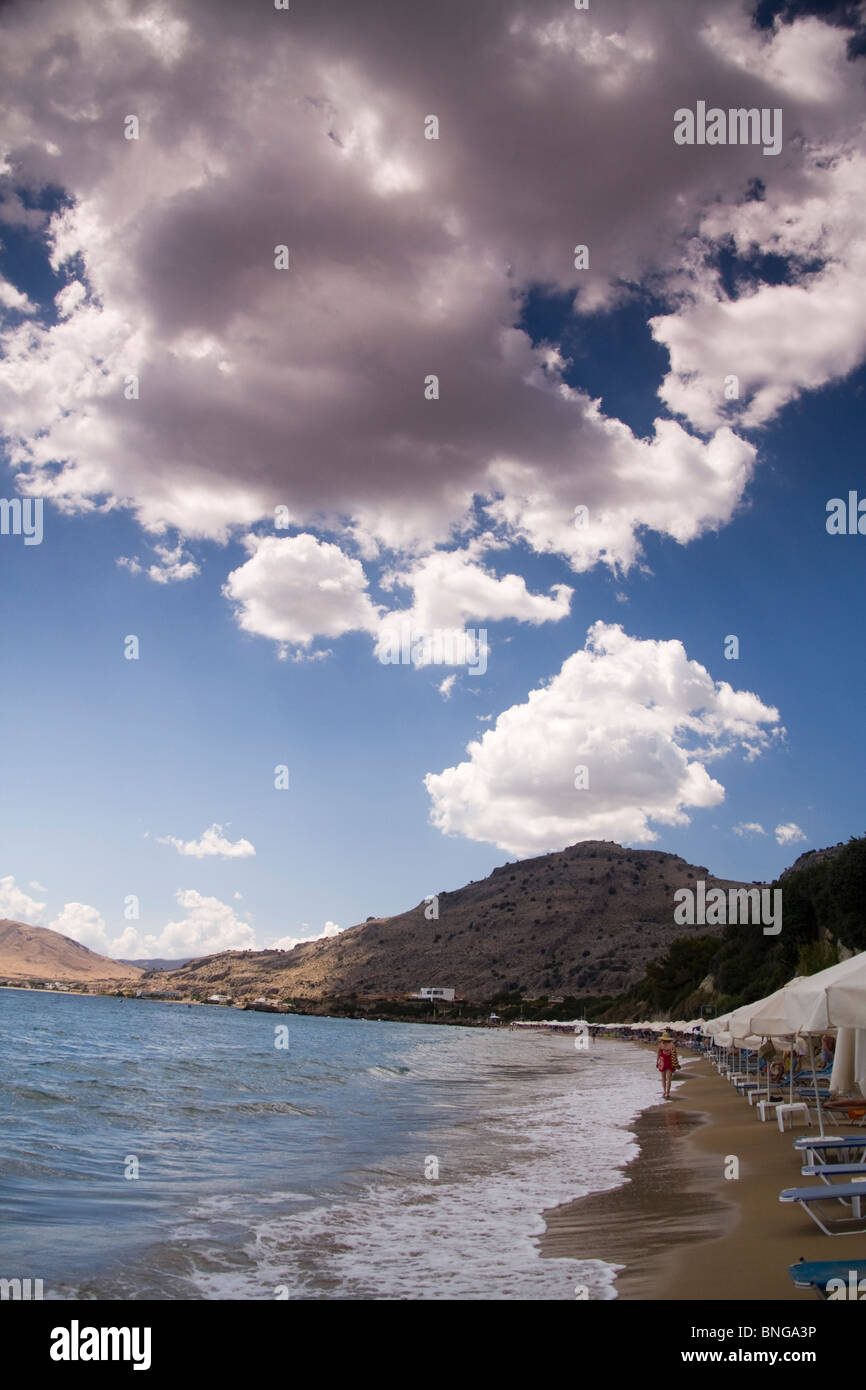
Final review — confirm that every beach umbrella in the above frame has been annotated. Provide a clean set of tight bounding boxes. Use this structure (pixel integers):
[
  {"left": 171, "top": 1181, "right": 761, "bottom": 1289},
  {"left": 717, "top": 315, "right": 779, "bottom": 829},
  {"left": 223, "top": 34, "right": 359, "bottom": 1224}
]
[
  {"left": 703, "top": 1013, "right": 731, "bottom": 1035},
  {"left": 830, "top": 1028, "right": 866, "bottom": 1096},
  {"left": 749, "top": 952, "right": 866, "bottom": 1035},
  {"left": 743, "top": 978, "right": 806, "bottom": 1037}
]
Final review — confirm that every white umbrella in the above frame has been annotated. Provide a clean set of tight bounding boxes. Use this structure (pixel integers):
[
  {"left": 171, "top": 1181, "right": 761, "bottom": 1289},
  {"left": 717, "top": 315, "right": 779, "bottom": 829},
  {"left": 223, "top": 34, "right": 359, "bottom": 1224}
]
[
  {"left": 829, "top": 1027, "right": 866, "bottom": 1097},
  {"left": 749, "top": 953, "right": 866, "bottom": 1035},
  {"left": 703, "top": 1013, "right": 732, "bottom": 1037}
]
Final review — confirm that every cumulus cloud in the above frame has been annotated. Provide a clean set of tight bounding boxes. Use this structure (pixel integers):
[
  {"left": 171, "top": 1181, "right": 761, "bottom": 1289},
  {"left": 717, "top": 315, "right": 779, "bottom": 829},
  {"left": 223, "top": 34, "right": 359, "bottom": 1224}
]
[
  {"left": 438, "top": 674, "right": 457, "bottom": 700},
  {"left": 146, "top": 889, "right": 257, "bottom": 956},
  {"left": 425, "top": 621, "right": 781, "bottom": 856},
  {"left": 224, "top": 535, "right": 572, "bottom": 662},
  {"left": 48, "top": 901, "right": 140, "bottom": 958},
  {"left": 271, "top": 921, "right": 343, "bottom": 953},
  {"left": 379, "top": 548, "right": 573, "bottom": 631},
  {"left": 50, "top": 890, "right": 257, "bottom": 960},
  {"left": 156, "top": 823, "right": 256, "bottom": 859},
  {"left": 373, "top": 547, "right": 572, "bottom": 664},
  {"left": 775, "top": 821, "right": 807, "bottom": 846},
  {"left": 0, "top": 875, "right": 46, "bottom": 922},
  {"left": 1, "top": 0, "right": 861, "bottom": 626},
  {"left": 224, "top": 534, "right": 381, "bottom": 649},
  {"left": 733, "top": 821, "right": 766, "bottom": 837}
]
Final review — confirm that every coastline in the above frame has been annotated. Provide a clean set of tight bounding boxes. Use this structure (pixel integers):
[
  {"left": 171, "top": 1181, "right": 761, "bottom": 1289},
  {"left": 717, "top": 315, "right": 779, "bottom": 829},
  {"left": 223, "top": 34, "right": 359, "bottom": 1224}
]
[{"left": 540, "top": 1051, "right": 839, "bottom": 1301}]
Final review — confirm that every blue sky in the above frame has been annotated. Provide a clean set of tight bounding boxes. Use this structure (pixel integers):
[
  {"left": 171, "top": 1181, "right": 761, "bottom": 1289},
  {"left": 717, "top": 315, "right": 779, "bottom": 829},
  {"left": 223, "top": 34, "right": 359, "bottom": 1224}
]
[{"left": 0, "top": 0, "right": 864, "bottom": 960}]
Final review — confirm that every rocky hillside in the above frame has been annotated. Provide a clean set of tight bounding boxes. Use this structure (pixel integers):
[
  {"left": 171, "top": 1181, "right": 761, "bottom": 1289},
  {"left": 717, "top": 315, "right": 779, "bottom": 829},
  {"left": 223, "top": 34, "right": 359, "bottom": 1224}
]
[
  {"left": 780, "top": 841, "right": 847, "bottom": 877},
  {"left": 0, "top": 919, "right": 143, "bottom": 984},
  {"left": 154, "top": 840, "right": 756, "bottom": 1003}
]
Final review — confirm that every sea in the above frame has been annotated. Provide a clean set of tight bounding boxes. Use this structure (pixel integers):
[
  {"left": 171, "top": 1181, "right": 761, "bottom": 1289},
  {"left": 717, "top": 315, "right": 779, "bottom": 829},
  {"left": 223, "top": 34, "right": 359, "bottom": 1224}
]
[{"left": 0, "top": 989, "right": 658, "bottom": 1300}]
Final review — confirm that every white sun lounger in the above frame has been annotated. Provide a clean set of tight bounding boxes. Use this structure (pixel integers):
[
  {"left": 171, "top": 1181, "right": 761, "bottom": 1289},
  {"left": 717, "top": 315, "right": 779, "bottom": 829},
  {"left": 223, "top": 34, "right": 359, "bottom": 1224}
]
[{"left": 780, "top": 1182, "right": 866, "bottom": 1235}]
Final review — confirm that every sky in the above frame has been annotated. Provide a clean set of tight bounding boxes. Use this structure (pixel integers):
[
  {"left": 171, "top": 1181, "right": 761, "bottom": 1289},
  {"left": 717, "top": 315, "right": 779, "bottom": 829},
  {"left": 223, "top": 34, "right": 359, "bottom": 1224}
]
[{"left": 0, "top": 0, "right": 864, "bottom": 961}]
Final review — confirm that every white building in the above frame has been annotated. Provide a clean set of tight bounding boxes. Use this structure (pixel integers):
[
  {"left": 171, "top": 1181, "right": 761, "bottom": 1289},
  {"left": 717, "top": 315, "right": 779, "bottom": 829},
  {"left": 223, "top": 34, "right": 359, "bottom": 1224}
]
[{"left": 411, "top": 986, "right": 456, "bottom": 1002}]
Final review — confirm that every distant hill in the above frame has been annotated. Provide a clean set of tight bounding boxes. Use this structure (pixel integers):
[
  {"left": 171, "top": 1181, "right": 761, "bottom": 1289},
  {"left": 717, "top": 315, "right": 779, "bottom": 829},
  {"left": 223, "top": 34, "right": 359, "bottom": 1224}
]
[
  {"left": 119, "top": 957, "right": 195, "bottom": 972},
  {"left": 156, "top": 840, "right": 755, "bottom": 1003},
  {"left": 0, "top": 919, "right": 143, "bottom": 983},
  {"left": 780, "top": 841, "right": 847, "bottom": 878}
]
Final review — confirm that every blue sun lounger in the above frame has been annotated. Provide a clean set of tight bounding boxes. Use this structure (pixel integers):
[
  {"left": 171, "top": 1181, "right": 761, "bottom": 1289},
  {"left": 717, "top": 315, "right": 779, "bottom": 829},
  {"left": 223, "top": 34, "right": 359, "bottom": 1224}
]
[
  {"left": 801, "top": 1162, "right": 866, "bottom": 1186},
  {"left": 794, "top": 1135, "right": 866, "bottom": 1166},
  {"left": 789, "top": 1260, "right": 866, "bottom": 1299},
  {"left": 780, "top": 1182, "right": 866, "bottom": 1235}
]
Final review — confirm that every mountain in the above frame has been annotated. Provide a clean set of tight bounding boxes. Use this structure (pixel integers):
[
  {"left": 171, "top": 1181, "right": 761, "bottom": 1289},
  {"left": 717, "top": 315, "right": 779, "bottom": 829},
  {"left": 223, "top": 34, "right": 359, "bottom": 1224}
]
[
  {"left": 119, "top": 957, "right": 195, "bottom": 971},
  {"left": 0, "top": 920, "right": 143, "bottom": 983},
  {"left": 155, "top": 840, "right": 757, "bottom": 1003}
]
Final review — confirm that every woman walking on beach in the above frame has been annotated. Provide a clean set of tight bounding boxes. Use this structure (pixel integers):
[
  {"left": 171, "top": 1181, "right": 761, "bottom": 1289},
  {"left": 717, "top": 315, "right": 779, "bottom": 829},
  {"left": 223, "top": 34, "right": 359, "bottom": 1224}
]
[{"left": 656, "top": 1031, "right": 679, "bottom": 1099}]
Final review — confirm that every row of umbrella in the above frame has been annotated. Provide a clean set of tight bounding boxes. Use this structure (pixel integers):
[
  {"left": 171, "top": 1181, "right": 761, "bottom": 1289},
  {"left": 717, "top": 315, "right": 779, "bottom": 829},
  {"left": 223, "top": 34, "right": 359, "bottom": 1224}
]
[{"left": 701, "top": 948, "right": 866, "bottom": 1135}]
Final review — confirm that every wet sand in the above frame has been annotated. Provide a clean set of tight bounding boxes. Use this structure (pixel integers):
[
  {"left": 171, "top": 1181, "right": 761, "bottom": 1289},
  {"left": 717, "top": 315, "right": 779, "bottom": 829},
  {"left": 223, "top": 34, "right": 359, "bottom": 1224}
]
[{"left": 541, "top": 1051, "right": 859, "bottom": 1300}]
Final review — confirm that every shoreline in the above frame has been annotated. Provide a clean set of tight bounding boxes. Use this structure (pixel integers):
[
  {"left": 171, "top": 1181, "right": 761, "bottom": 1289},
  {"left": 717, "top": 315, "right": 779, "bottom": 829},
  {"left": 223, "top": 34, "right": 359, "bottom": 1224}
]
[
  {"left": 540, "top": 1050, "right": 842, "bottom": 1300},
  {"left": 0, "top": 984, "right": 507, "bottom": 1025}
]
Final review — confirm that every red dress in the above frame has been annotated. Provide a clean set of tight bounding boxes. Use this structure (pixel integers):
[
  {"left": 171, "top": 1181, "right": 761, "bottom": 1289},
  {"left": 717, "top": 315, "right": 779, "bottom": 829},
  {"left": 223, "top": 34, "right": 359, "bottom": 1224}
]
[{"left": 656, "top": 1045, "right": 677, "bottom": 1072}]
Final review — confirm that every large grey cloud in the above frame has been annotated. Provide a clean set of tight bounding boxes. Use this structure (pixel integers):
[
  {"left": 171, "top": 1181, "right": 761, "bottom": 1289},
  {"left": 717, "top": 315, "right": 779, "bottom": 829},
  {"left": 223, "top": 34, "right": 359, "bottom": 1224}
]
[{"left": 0, "top": 0, "right": 863, "bottom": 595}]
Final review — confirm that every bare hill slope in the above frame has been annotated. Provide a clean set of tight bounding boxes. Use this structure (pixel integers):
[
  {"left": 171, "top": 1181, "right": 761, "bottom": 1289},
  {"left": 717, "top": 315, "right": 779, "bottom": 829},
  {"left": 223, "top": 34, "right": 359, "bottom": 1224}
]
[
  {"left": 157, "top": 840, "right": 755, "bottom": 1002},
  {"left": 0, "top": 919, "right": 143, "bottom": 983}
]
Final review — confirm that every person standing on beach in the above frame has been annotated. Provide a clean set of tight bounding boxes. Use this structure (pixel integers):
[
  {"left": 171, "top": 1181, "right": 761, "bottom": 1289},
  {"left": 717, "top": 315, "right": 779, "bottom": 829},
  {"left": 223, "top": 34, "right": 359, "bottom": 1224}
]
[{"left": 656, "top": 1031, "right": 679, "bottom": 1099}]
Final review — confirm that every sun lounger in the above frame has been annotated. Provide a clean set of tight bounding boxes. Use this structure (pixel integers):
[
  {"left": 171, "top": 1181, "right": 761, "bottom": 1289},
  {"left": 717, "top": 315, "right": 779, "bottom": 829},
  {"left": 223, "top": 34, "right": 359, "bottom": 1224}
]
[
  {"left": 780, "top": 1182, "right": 866, "bottom": 1235},
  {"left": 794, "top": 1135, "right": 866, "bottom": 1165},
  {"left": 822, "top": 1098, "right": 866, "bottom": 1125},
  {"left": 801, "top": 1162, "right": 866, "bottom": 1185},
  {"left": 789, "top": 1259, "right": 866, "bottom": 1299}
]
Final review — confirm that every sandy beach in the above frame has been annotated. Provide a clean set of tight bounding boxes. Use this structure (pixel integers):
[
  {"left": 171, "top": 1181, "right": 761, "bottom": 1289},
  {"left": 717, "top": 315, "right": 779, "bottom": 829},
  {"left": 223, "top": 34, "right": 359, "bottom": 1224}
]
[{"left": 541, "top": 1049, "right": 861, "bottom": 1300}]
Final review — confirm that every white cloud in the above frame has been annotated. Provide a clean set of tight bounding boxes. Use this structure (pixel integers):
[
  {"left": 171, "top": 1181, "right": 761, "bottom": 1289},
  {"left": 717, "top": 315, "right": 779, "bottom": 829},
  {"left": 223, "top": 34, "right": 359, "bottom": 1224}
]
[
  {"left": 438, "top": 674, "right": 457, "bottom": 700},
  {"left": 47, "top": 902, "right": 142, "bottom": 959},
  {"left": 25, "top": 887, "right": 257, "bottom": 961},
  {"left": 156, "top": 823, "right": 256, "bottom": 859},
  {"left": 118, "top": 540, "right": 201, "bottom": 584},
  {"left": 29, "top": 879, "right": 47, "bottom": 892},
  {"left": 225, "top": 536, "right": 572, "bottom": 662},
  {"left": 0, "top": 875, "right": 46, "bottom": 923},
  {"left": 380, "top": 547, "right": 573, "bottom": 631},
  {"left": 733, "top": 821, "right": 766, "bottom": 837},
  {"left": 271, "top": 921, "right": 343, "bottom": 953},
  {"left": 425, "top": 621, "right": 781, "bottom": 857},
  {"left": 144, "top": 889, "right": 257, "bottom": 957},
  {"left": 0, "top": 276, "right": 35, "bottom": 313},
  {"left": 775, "top": 822, "right": 807, "bottom": 847},
  {"left": 373, "top": 546, "right": 572, "bottom": 666},
  {"left": 224, "top": 534, "right": 381, "bottom": 649},
  {"left": 49, "top": 901, "right": 108, "bottom": 950}
]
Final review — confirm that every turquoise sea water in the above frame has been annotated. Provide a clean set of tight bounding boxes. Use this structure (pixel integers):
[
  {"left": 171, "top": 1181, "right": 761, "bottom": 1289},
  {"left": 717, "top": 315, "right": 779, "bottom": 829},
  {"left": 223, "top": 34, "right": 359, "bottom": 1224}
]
[{"left": 0, "top": 989, "right": 657, "bottom": 1299}]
